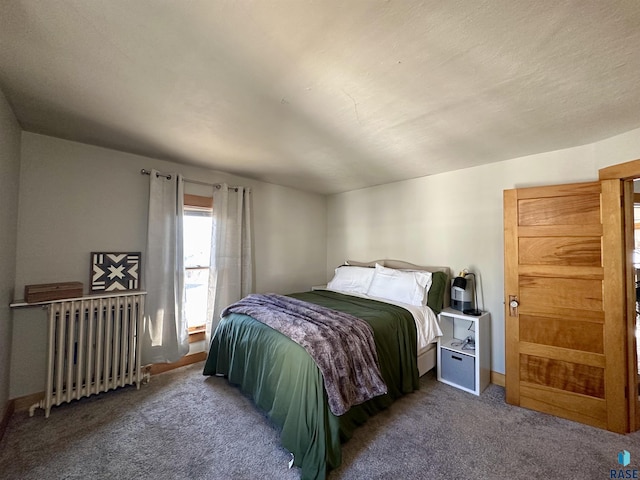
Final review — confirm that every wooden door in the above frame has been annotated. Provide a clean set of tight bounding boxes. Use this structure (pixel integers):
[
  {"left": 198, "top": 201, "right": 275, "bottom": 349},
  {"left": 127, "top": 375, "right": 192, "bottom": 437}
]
[{"left": 504, "top": 180, "right": 629, "bottom": 433}]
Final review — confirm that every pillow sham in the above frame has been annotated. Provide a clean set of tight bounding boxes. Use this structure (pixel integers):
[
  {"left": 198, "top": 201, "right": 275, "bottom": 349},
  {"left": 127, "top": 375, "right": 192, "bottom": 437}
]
[
  {"left": 327, "top": 265, "right": 375, "bottom": 295},
  {"left": 367, "top": 263, "right": 432, "bottom": 307},
  {"left": 426, "top": 271, "right": 447, "bottom": 314}
]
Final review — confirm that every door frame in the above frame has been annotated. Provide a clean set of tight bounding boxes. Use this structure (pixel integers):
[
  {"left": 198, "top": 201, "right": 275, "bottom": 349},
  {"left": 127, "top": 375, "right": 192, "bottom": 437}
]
[
  {"left": 600, "top": 178, "right": 628, "bottom": 432},
  {"left": 600, "top": 158, "right": 640, "bottom": 432}
]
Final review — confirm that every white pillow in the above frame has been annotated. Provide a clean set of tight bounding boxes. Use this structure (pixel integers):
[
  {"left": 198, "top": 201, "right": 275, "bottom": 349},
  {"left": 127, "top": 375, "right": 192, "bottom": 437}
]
[
  {"left": 367, "top": 263, "right": 432, "bottom": 306},
  {"left": 327, "top": 266, "right": 375, "bottom": 295}
]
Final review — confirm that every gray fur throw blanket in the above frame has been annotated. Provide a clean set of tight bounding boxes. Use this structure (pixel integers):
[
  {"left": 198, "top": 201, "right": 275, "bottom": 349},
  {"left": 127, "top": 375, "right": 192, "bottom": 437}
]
[{"left": 221, "top": 293, "right": 387, "bottom": 416}]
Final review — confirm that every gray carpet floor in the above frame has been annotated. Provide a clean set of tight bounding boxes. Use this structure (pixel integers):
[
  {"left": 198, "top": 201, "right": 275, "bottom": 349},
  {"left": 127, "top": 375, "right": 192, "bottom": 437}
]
[{"left": 1, "top": 362, "right": 639, "bottom": 479}]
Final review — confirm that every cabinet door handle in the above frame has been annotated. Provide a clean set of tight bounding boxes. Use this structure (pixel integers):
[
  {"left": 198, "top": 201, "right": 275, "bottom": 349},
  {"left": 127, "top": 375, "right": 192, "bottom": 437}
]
[{"left": 451, "top": 355, "right": 463, "bottom": 361}]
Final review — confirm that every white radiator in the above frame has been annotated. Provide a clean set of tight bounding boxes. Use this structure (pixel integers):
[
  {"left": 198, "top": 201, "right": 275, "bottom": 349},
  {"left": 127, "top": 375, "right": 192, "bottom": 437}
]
[{"left": 30, "top": 292, "right": 148, "bottom": 417}]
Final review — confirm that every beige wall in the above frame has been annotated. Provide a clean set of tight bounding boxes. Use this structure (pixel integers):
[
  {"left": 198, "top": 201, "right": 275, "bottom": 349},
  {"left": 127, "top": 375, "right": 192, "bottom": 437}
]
[
  {"left": 0, "top": 90, "right": 21, "bottom": 415},
  {"left": 10, "top": 133, "right": 327, "bottom": 398},
  {"left": 327, "top": 127, "right": 640, "bottom": 375}
]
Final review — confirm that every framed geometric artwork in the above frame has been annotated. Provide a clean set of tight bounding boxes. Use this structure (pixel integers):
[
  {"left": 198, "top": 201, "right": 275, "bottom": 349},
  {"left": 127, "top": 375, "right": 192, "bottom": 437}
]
[{"left": 90, "top": 252, "right": 141, "bottom": 292}]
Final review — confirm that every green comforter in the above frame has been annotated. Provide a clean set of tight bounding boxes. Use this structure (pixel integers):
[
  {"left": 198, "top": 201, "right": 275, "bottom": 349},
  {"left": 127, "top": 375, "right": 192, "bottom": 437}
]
[{"left": 203, "top": 290, "right": 419, "bottom": 480}]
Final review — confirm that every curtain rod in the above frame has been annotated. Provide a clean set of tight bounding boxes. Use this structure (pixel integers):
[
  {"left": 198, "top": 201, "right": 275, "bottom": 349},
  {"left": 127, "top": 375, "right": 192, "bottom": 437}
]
[
  {"left": 140, "top": 168, "right": 171, "bottom": 180},
  {"left": 140, "top": 169, "right": 246, "bottom": 191}
]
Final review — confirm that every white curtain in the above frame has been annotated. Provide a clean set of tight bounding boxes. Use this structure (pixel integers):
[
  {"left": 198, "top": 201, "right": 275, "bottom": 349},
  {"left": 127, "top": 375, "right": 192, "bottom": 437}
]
[
  {"left": 206, "top": 183, "right": 253, "bottom": 340},
  {"left": 141, "top": 169, "right": 189, "bottom": 365}
]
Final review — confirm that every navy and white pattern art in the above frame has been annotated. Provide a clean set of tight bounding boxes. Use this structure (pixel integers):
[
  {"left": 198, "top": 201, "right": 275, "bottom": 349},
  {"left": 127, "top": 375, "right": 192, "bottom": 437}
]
[{"left": 91, "top": 252, "right": 141, "bottom": 292}]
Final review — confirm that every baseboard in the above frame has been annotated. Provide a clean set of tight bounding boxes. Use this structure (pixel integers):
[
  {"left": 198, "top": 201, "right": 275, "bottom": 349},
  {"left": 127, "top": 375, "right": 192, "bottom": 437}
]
[
  {"left": 491, "top": 371, "right": 505, "bottom": 387},
  {"left": 0, "top": 400, "right": 15, "bottom": 442},
  {"left": 12, "top": 392, "right": 44, "bottom": 413},
  {"left": 149, "top": 351, "right": 207, "bottom": 376}
]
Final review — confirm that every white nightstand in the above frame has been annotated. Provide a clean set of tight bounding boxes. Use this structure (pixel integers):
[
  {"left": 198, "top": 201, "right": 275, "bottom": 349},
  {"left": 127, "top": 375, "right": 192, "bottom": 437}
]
[{"left": 437, "top": 307, "right": 491, "bottom": 395}]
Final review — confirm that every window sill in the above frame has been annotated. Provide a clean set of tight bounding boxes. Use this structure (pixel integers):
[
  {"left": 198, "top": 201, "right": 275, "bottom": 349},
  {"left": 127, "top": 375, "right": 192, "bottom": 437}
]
[{"left": 189, "top": 328, "right": 206, "bottom": 343}]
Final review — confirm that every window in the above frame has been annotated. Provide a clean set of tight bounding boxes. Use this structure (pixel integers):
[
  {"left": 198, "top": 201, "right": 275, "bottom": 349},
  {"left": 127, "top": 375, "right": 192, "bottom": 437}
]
[{"left": 183, "top": 194, "right": 213, "bottom": 333}]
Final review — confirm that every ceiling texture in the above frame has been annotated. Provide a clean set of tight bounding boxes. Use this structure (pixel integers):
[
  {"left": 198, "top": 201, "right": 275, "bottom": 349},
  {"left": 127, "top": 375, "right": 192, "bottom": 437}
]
[{"left": 1, "top": 1, "right": 640, "bottom": 194}]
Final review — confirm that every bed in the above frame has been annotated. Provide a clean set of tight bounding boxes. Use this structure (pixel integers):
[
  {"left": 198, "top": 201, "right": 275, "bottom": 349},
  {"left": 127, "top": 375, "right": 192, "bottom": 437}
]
[{"left": 203, "top": 260, "right": 449, "bottom": 480}]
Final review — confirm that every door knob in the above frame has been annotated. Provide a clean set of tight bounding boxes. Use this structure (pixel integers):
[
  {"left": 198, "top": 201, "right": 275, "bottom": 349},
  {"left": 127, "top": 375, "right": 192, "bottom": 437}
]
[{"left": 508, "top": 295, "right": 519, "bottom": 317}]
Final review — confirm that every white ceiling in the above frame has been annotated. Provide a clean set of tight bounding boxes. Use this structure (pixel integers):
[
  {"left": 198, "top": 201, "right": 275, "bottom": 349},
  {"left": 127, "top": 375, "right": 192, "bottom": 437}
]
[{"left": 1, "top": 1, "right": 640, "bottom": 194}]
